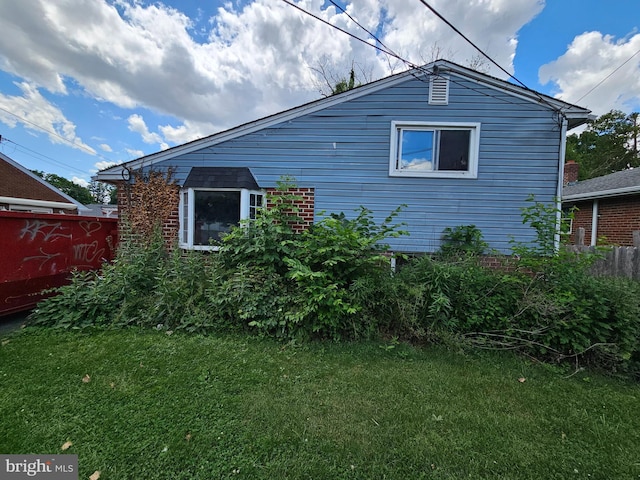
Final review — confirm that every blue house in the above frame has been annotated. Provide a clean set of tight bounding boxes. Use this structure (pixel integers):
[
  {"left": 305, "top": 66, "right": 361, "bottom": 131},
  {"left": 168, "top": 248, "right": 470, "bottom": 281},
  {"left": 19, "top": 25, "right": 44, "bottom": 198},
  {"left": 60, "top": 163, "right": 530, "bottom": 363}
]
[{"left": 96, "top": 60, "right": 591, "bottom": 253}]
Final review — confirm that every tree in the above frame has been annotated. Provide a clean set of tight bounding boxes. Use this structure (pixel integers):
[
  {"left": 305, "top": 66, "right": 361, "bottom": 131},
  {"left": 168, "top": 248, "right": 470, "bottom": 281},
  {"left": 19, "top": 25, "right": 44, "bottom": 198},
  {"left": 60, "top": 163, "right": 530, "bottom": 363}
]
[
  {"left": 332, "top": 68, "right": 357, "bottom": 95},
  {"left": 566, "top": 110, "right": 640, "bottom": 180},
  {"left": 89, "top": 181, "right": 116, "bottom": 204},
  {"left": 32, "top": 170, "right": 94, "bottom": 205},
  {"left": 310, "top": 58, "right": 372, "bottom": 97}
]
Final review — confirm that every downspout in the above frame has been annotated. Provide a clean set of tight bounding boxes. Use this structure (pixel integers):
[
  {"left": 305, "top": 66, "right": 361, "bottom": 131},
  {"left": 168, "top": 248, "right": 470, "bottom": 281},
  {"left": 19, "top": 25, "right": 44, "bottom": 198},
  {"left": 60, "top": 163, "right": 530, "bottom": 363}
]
[
  {"left": 591, "top": 199, "right": 599, "bottom": 246},
  {"left": 555, "top": 117, "right": 568, "bottom": 251}
]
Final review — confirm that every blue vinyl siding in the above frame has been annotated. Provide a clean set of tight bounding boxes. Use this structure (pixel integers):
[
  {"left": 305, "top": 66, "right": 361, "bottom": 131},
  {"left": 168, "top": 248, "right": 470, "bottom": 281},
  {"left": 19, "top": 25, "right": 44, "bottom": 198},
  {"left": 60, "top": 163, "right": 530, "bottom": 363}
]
[{"left": 153, "top": 74, "right": 564, "bottom": 253}]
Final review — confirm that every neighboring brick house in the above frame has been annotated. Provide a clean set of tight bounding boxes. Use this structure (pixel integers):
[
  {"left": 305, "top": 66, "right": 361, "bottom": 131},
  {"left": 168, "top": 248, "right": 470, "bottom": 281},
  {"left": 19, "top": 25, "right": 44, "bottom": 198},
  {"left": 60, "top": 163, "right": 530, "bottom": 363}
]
[
  {"left": 0, "top": 152, "right": 88, "bottom": 214},
  {"left": 563, "top": 162, "right": 640, "bottom": 246}
]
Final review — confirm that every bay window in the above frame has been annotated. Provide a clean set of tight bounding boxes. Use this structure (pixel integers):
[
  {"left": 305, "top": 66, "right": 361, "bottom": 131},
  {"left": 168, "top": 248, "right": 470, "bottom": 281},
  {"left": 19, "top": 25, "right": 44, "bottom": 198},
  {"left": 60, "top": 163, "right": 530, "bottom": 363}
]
[{"left": 180, "top": 188, "right": 264, "bottom": 250}]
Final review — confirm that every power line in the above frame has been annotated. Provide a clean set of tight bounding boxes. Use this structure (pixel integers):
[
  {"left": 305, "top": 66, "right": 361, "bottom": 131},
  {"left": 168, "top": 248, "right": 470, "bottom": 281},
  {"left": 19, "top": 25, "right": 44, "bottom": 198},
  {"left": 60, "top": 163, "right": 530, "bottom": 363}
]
[
  {"left": 572, "top": 47, "right": 640, "bottom": 105},
  {"left": 0, "top": 137, "right": 91, "bottom": 177},
  {"left": 327, "top": 0, "right": 400, "bottom": 61},
  {"left": 416, "top": 0, "right": 527, "bottom": 89},
  {"left": 280, "top": 0, "right": 417, "bottom": 70},
  {"left": 281, "top": 0, "right": 558, "bottom": 116},
  {"left": 0, "top": 104, "right": 115, "bottom": 163}
]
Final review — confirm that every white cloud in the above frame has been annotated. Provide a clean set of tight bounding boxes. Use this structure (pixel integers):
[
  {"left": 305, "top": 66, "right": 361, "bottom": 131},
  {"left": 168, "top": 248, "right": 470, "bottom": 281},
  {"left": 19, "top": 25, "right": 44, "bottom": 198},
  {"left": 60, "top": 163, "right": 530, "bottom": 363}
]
[
  {"left": 127, "top": 114, "right": 164, "bottom": 144},
  {"left": 539, "top": 31, "right": 640, "bottom": 115},
  {"left": 0, "top": 81, "right": 95, "bottom": 154},
  {"left": 94, "top": 160, "right": 119, "bottom": 171},
  {"left": 159, "top": 120, "right": 216, "bottom": 144},
  {"left": 125, "top": 148, "right": 145, "bottom": 159},
  {"left": 72, "top": 176, "right": 89, "bottom": 188},
  {"left": 0, "top": 0, "right": 545, "bottom": 138},
  {"left": 99, "top": 143, "right": 113, "bottom": 152}
]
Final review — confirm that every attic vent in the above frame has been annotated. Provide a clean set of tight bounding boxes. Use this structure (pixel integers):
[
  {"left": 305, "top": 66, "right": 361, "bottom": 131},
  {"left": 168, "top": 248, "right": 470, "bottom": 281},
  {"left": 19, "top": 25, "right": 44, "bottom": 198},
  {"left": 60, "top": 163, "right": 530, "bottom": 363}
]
[{"left": 429, "top": 76, "right": 449, "bottom": 105}]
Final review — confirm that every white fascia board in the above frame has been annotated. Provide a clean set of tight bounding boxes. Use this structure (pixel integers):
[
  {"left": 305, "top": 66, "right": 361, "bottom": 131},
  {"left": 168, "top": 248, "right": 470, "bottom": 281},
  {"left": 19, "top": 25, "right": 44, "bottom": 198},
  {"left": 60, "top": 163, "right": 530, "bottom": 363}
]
[
  {"left": 0, "top": 196, "right": 78, "bottom": 210},
  {"left": 434, "top": 62, "right": 591, "bottom": 125},
  {"left": 562, "top": 185, "right": 640, "bottom": 202}
]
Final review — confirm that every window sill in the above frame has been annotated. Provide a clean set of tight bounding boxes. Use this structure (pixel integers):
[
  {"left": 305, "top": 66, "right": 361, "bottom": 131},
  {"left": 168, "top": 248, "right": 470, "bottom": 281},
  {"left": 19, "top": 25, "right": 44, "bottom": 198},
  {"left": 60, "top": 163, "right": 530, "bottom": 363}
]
[{"left": 389, "top": 170, "right": 477, "bottom": 179}]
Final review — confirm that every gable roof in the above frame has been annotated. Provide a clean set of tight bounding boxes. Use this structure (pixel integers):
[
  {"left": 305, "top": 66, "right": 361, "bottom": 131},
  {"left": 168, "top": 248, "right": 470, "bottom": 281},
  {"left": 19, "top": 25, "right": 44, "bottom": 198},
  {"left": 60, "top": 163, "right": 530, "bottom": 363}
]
[
  {"left": 0, "top": 152, "right": 88, "bottom": 211},
  {"left": 96, "top": 59, "right": 592, "bottom": 182},
  {"left": 563, "top": 167, "right": 640, "bottom": 201}
]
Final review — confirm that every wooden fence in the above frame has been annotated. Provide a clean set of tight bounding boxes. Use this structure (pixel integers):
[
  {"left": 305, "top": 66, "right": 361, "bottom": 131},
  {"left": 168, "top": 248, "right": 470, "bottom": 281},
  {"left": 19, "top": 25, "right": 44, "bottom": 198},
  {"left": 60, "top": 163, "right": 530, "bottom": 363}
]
[{"left": 567, "top": 227, "right": 640, "bottom": 281}]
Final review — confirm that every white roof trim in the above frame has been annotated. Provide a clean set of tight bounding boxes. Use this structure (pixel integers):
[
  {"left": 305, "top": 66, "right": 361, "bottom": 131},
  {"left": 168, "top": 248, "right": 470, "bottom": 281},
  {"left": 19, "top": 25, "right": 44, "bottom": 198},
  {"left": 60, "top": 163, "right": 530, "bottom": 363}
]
[
  {"left": 563, "top": 185, "right": 640, "bottom": 202},
  {"left": 0, "top": 196, "right": 78, "bottom": 210},
  {"left": 96, "top": 60, "right": 591, "bottom": 181}
]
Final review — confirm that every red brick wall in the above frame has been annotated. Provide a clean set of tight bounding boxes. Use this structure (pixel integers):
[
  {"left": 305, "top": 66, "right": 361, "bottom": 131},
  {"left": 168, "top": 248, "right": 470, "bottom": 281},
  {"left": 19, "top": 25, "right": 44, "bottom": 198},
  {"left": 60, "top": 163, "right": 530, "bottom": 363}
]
[
  {"left": 266, "top": 187, "right": 315, "bottom": 233},
  {"left": 568, "top": 200, "right": 593, "bottom": 245},
  {"left": 597, "top": 196, "right": 640, "bottom": 245},
  {"left": 114, "top": 180, "right": 179, "bottom": 250},
  {"left": 564, "top": 160, "right": 579, "bottom": 185},
  {"left": 567, "top": 195, "right": 640, "bottom": 246}
]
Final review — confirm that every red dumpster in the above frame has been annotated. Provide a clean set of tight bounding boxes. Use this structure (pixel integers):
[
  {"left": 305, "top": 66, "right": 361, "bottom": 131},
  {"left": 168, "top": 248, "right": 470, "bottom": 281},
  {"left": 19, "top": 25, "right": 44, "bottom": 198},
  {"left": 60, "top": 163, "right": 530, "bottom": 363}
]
[{"left": 0, "top": 211, "right": 118, "bottom": 316}]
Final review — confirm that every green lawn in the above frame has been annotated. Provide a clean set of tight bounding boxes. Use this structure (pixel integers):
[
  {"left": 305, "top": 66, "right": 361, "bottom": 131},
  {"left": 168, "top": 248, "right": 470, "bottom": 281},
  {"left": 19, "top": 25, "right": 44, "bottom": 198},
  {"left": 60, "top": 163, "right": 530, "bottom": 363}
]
[{"left": 1, "top": 329, "right": 639, "bottom": 479}]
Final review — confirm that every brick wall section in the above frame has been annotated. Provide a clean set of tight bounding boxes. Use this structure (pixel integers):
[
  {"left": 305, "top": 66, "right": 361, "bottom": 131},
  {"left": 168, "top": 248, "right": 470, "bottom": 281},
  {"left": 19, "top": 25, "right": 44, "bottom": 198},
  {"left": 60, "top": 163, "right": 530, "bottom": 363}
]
[
  {"left": 266, "top": 187, "right": 315, "bottom": 233},
  {"left": 114, "top": 180, "right": 180, "bottom": 250},
  {"left": 161, "top": 206, "right": 180, "bottom": 250},
  {"left": 567, "top": 195, "right": 640, "bottom": 246},
  {"left": 563, "top": 160, "right": 579, "bottom": 185},
  {"left": 597, "top": 196, "right": 640, "bottom": 245},
  {"left": 568, "top": 200, "right": 594, "bottom": 245}
]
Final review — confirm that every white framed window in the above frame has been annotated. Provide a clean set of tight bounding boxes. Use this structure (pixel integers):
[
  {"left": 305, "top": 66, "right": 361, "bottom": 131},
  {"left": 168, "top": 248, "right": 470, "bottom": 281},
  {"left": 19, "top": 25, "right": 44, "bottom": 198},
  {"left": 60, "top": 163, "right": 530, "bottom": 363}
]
[
  {"left": 389, "top": 121, "right": 480, "bottom": 179},
  {"left": 179, "top": 188, "right": 264, "bottom": 250}
]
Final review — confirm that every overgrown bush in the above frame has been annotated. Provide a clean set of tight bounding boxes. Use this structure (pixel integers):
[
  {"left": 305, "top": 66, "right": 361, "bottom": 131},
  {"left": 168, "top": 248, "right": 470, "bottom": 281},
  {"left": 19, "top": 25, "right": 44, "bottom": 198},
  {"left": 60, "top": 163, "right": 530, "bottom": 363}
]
[
  {"left": 213, "top": 179, "right": 408, "bottom": 340},
  {"left": 31, "top": 228, "right": 215, "bottom": 332},
  {"left": 30, "top": 186, "right": 640, "bottom": 378},
  {"left": 439, "top": 224, "right": 488, "bottom": 257}
]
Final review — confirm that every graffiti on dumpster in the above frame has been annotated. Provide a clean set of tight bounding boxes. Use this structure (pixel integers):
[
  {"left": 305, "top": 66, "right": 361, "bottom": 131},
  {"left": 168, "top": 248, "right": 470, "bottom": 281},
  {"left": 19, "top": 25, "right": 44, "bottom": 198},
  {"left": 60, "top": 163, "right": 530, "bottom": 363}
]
[
  {"left": 19, "top": 220, "right": 72, "bottom": 242},
  {"left": 2, "top": 212, "right": 118, "bottom": 316},
  {"left": 22, "top": 248, "right": 62, "bottom": 271},
  {"left": 73, "top": 241, "right": 105, "bottom": 265},
  {"left": 79, "top": 221, "right": 102, "bottom": 236}
]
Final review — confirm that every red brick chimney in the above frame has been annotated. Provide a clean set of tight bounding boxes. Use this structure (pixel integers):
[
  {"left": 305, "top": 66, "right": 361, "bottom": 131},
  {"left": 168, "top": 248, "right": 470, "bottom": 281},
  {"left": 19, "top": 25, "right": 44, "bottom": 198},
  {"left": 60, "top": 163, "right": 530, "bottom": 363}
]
[{"left": 564, "top": 160, "right": 579, "bottom": 185}]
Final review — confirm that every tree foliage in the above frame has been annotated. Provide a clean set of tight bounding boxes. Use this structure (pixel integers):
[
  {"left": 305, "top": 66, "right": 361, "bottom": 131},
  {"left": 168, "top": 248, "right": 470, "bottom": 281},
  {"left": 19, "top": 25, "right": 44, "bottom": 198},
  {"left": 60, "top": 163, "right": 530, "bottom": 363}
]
[
  {"left": 32, "top": 170, "right": 116, "bottom": 205},
  {"left": 566, "top": 110, "right": 640, "bottom": 180},
  {"left": 32, "top": 170, "right": 94, "bottom": 205},
  {"left": 89, "top": 181, "right": 117, "bottom": 204}
]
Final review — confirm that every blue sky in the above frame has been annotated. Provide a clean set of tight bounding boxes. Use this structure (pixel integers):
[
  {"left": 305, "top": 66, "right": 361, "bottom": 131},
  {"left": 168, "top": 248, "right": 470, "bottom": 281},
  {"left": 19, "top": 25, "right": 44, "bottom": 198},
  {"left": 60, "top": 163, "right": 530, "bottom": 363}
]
[{"left": 0, "top": 0, "right": 638, "bottom": 188}]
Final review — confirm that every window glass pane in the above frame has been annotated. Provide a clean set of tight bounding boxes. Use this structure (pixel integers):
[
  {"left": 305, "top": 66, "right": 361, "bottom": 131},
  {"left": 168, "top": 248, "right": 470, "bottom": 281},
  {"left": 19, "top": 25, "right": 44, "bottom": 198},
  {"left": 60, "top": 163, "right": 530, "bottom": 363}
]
[
  {"left": 194, "top": 191, "right": 240, "bottom": 245},
  {"left": 438, "top": 130, "right": 470, "bottom": 171},
  {"left": 398, "top": 130, "right": 435, "bottom": 171},
  {"left": 181, "top": 191, "right": 189, "bottom": 244},
  {"left": 249, "top": 193, "right": 263, "bottom": 220}
]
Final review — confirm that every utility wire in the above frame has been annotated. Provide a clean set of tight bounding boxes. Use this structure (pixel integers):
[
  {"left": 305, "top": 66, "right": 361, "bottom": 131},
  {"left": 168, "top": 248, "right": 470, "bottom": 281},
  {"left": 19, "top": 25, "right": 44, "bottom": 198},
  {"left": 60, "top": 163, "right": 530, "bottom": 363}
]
[
  {"left": 282, "top": 0, "right": 561, "bottom": 116},
  {"left": 0, "top": 104, "right": 114, "bottom": 162},
  {"left": 0, "top": 137, "right": 90, "bottom": 176},
  {"left": 327, "top": 0, "right": 400, "bottom": 61},
  {"left": 414, "top": 0, "right": 566, "bottom": 115},
  {"left": 416, "top": 0, "right": 527, "bottom": 88},
  {"left": 572, "top": 47, "right": 640, "bottom": 105},
  {"left": 280, "top": 0, "right": 417, "bottom": 70}
]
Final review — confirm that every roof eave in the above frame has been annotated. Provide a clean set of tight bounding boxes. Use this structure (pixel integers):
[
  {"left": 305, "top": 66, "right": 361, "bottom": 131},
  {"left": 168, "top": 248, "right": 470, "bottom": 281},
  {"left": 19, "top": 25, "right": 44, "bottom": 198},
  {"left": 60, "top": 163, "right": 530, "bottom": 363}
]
[{"left": 563, "top": 185, "right": 640, "bottom": 202}]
